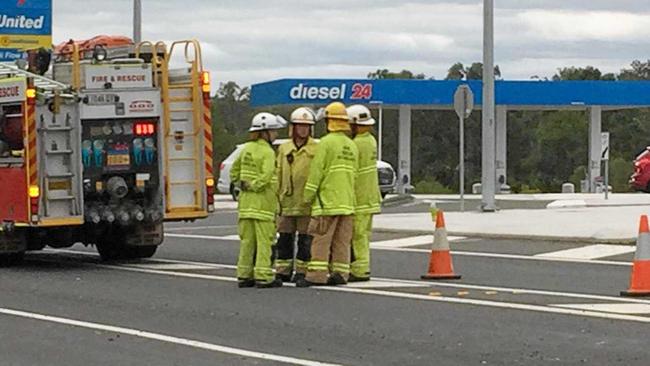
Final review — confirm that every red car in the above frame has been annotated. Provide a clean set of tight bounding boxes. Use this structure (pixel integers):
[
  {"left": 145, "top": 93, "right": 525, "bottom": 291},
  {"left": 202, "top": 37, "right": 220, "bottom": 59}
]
[{"left": 630, "top": 147, "right": 650, "bottom": 192}]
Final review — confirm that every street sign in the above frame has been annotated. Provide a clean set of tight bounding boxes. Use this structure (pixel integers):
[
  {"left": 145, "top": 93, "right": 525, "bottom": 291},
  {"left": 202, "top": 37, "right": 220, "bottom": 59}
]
[
  {"left": 0, "top": 0, "right": 52, "bottom": 62},
  {"left": 454, "top": 85, "right": 473, "bottom": 212},
  {"left": 454, "top": 85, "right": 474, "bottom": 119},
  {"left": 601, "top": 132, "right": 610, "bottom": 161}
]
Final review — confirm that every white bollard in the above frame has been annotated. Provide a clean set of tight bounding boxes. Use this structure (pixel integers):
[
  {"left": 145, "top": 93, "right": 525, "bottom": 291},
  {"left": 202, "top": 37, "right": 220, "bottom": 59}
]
[{"left": 562, "top": 183, "right": 575, "bottom": 194}]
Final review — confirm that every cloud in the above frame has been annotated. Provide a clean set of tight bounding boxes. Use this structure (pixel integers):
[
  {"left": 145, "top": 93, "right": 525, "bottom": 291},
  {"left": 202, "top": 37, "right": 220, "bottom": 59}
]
[{"left": 51, "top": 1, "right": 650, "bottom": 86}]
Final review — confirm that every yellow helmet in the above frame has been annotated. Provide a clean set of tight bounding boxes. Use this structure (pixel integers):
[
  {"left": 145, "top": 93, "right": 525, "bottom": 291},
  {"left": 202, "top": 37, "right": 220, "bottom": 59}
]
[{"left": 323, "top": 102, "right": 349, "bottom": 122}]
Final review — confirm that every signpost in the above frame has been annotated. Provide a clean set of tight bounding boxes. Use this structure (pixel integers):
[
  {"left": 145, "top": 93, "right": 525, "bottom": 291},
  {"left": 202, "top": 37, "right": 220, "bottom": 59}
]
[
  {"left": 0, "top": 0, "right": 52, "bottom": 62},
  {"left": 454, "top": 85, "right": 474, "bottom": 212},
  {"left": 601, "top": 132, "right": 610, "bottom": 199}
]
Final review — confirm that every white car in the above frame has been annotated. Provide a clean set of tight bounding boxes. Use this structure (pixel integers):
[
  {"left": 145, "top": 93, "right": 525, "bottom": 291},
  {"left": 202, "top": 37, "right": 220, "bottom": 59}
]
[{"left": 217, "top": 140, "right": 396, "bottom": 201}]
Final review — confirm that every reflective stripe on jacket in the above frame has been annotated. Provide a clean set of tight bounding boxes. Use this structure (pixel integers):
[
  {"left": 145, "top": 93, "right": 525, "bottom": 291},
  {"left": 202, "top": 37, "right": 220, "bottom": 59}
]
[{"left": 304, "top": 132, "right": 358, "bottom": 216}]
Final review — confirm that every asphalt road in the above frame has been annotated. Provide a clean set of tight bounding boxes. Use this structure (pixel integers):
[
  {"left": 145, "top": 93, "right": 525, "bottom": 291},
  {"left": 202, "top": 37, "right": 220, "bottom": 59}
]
[{"left": 1, "top": 211, "right": 650, "bottom": 366}]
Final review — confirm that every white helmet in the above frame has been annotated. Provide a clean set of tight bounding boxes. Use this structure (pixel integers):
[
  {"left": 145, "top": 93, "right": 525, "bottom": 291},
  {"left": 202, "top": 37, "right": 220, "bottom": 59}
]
[
  {"left": 290, "top": 107, "right": 316, "bottom": 125},
  {"left": 249, "top": 112, "right": 288, "bottom": 132},
  {"left": 347, "top": 105, "right": 376, "bottom": 126}
]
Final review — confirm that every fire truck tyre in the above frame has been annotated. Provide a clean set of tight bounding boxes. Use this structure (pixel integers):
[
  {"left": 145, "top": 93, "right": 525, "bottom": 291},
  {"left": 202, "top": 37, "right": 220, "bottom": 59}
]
[
  {"left": 0, "top": 251, "right": 25, "bottom": 266},
  {"left": 96, "top": 235, "right": 128, "bottom": 261},
  {"left": 128, "top": 245, "right": 158, "bottom": 259}
]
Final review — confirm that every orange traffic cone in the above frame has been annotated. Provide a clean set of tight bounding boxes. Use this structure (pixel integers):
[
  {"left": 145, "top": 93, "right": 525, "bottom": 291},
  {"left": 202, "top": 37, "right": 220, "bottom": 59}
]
[
  {"left": 421, "top": 210, "right": 461, "bottom": 280},
  {"left": 621, "top": 215, "right": 650, "bottom": 297}
]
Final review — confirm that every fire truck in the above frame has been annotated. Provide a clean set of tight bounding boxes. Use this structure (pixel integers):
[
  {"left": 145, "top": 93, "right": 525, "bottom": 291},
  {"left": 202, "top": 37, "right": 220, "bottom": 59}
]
[{"left": 0, "top": 38, "right": 214, "bottom": 263}]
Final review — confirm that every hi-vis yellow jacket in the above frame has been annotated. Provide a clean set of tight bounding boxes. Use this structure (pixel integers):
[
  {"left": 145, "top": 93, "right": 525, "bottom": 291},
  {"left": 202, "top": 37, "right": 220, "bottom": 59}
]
[
  {"left": 354, "top": 132, "right": 381, "bottom": 214},
  {"left": 230, "top": 139, "right": 278, "bottom": 221},
  {"left": 276, "top": 137, "right": 319, "bottom": 217},
  {"left": 304, "top": 132, "right": 358, "bottom": 216}
]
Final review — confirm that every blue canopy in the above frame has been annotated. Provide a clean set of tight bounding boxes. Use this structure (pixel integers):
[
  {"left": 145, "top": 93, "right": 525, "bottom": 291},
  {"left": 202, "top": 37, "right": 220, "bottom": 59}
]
[{"left": 251, "top": 79, "right": 650, "bottom": 109}]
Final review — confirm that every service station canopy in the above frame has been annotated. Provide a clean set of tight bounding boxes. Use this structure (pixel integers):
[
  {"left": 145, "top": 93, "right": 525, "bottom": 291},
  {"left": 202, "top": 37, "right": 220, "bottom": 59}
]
[{"left": 251, "top": 79, "right": 650, "bottom": 110}]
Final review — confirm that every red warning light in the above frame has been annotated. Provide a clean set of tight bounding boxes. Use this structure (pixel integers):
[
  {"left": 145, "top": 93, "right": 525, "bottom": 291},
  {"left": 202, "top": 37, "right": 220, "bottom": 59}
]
[{"left": 134, "top": 121, "right": 156, "bottom": 136}]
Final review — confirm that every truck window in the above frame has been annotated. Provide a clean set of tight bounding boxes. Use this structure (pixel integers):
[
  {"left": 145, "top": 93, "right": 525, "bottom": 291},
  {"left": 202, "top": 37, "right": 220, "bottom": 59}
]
[{"left": 0, "top": 104, "right": 25, "bottom": 164}]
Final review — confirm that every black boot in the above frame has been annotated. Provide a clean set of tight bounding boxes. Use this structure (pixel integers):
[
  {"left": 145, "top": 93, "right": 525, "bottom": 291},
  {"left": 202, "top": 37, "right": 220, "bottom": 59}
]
[
  {"left": 276, "top": 273, "right": 292, "bottom": 282},
  {"left": 237, "top": 278, "right": 255, "bottom": 288},
  {"left": 327, "top": 273, "right": 347, "bottom": 286},
  {"left": 256, "top": 278, "right": 283, "bottom": 288},
  {"left": 292, "top": 272, "right": 306, "bottom": 283}
]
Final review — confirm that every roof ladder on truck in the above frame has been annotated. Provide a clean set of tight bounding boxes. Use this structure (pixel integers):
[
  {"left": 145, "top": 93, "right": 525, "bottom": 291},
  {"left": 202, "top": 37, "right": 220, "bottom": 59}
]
[
  {"left": 0, "top": 63, "right": 83, "bottom": 226},
  {"left": 136, "top": 40, "right": 213, "bottom": 220}
]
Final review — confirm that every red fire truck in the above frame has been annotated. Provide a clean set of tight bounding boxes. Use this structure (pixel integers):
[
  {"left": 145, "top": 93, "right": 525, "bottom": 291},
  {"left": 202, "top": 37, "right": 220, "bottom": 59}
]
[{"left": 0, "top": 38, "right": 214, "bottom": 263}]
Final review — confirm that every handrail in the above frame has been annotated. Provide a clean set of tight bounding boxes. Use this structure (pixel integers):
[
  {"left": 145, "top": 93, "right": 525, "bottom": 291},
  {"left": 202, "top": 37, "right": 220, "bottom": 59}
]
[
  {"left": 168, "top": 39, "right": 203, "bottom": 71},
  {"left": 71, "top": 42, "right": 81, "bottom": 91}
]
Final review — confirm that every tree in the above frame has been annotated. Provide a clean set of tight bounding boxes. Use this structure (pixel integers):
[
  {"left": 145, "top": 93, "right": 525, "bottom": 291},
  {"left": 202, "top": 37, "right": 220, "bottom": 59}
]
[
  {"left": 552, "top": 66, "right": 607, "bottom": 81},
  {"left": 444, "top": 62, "right": 501, "bottom": 80},
  {"left": 619, "top": 60, "right": 650, "bottom": 80},
  {"left": 367, "top": 69, "right": 425, "bottom": 80}
]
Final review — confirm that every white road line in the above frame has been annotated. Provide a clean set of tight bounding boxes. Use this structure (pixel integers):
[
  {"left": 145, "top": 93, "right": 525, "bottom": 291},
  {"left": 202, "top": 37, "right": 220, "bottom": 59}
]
[
  {"left": 535, "top": 244, "right": 636, "bottom": 260},
  {"left": 343, "top": 280, "right": 428, "bottom": 288},
  {"left": 373, "top": 246, "right": 631, "bottom": 267},
  {"left": 163, "top": 233, "right": 631, "bottom": 266},
  {"left": 0, "top": 308, "right": 341, "bottom": 366},
  {"left": 124, "top": 263, "right": 224, "bottom": 271},
  {"left": 165, "top": 225, "right": 237, "bottom": 232},
  {"left": 371, "top": 235, "right": 465, "bottom": 248},
  {"left": 549, "top": 303, "right": 650, "bottom": 315}
]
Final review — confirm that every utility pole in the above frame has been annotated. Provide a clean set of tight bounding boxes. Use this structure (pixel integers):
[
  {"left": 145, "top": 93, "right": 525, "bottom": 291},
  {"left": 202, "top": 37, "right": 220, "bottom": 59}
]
[
  {"left": 133, "top": 0, "right": 142, "bottom": 43},
  {"left": 481, "top": 0, "right": 497, "bottom": 212}
]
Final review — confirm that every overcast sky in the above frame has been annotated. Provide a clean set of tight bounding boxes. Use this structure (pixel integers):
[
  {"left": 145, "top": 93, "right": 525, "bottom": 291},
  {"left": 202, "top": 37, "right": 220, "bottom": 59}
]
[{"left": 53, "top": 1, "right": 650, "bottom": 87}]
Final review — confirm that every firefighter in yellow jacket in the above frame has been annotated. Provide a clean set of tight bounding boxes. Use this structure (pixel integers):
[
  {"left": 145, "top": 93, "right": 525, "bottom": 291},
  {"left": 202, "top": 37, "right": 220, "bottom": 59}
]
[
  {"left": 275, "top": 107, "right": 319, "bottom": 282},
  {"left": 347, "top": 105, "right": 382, "bottom": 282},
  {"left": 230, "top": 112, "right": 287, "bottom": 288},
  {"left": 297, "top": 102, "right": 358, "bottom": 287}
]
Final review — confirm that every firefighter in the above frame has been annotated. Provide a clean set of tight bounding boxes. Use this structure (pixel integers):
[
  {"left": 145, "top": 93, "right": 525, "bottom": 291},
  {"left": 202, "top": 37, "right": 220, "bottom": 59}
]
[
  {"left": 275, "top": 107, "right": 319, "bottom": 282},
  {"left": 230, "top": 112, "right": 287, "bottom": 288},
  {"left": 296, "top": 102, "right": 358, "bottom": 287},
  {"left": 347, "top": 105, "right": 382, "bottom": 282}
]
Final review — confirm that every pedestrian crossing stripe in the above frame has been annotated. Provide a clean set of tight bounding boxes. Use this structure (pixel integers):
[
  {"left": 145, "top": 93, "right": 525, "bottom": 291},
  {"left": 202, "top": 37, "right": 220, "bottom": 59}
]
[
  {"left": 534, "top": 244, "right": 635, "bottom": 260},
  {"left": 370, "top": 235, "right": 466, "bottom": 248},
  {"left": 550, "top": 303, "right": 650, "bottom": 315}
]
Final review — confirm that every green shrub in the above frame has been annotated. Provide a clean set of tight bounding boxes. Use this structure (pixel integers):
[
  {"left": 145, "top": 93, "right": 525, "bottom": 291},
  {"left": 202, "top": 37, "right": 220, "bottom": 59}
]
[{"left": 413, "top": 179, "right": 454, "bottom": 194}]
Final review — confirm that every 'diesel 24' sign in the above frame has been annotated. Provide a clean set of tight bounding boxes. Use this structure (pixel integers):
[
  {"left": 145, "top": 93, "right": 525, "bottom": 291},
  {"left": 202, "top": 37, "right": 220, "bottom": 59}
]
[{"left": 0, "top": 0, "right": 52, "bottom": 61}]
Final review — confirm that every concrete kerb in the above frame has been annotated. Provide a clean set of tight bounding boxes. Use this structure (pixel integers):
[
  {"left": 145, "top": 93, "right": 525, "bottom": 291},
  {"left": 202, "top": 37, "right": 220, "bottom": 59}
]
[{"left": 373, "top": 227, "right": 636, "bottom": 245}]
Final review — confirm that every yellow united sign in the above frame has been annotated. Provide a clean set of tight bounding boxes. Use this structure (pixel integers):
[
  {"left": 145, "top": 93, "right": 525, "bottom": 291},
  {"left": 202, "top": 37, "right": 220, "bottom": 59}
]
[{"left": 0, "top": 34, "right": 51, "bottom": 50}]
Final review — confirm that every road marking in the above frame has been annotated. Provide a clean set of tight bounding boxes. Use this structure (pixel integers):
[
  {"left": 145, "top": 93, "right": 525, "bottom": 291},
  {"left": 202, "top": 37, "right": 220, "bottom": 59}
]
[
  {"left": 163, "top": 233, "right": 631, "bottom": 266},
  {"left": 33, "top": 251, "right": 650, "bottom": 322},
  {"left": 535, "top": 244, "right": 636, "bottom": 260},
  {"left": 550, "top": 303, "right": 650, "bottom": 315},
  {"left": 165, "top": 225, "right": 237, "bottom": 232},
  {"left": 371, "top": 235, "right": 465, "bottom": 248},
  {"left": 165, "top": 233, "right": 239, "bottom": 241},
  {"left": 0, "top": 308, "right": 341, "bottom": 366},
  {"left": 344, "top": 280, "right": 428, "bottom": 288},
  {"left": 124, "top": 263, "right": 225, "bottom": 271}
]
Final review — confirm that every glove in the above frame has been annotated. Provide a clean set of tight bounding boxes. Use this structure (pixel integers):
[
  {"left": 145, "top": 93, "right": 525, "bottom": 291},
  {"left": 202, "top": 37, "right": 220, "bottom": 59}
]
[{"left": 240, "top": 181, "right": 251, "bottom": 191}]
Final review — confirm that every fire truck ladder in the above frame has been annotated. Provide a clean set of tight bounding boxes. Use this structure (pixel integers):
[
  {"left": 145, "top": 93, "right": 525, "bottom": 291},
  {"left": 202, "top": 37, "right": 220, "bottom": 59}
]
[
  {"left": 0, "top": 63, "right": 71, "bottom": 92},
  {"left": 0, "top": 63, "right": 81, "bottom": 223},
  {"left": 137, "top": 41, "right": 205, "bottom": 218}
]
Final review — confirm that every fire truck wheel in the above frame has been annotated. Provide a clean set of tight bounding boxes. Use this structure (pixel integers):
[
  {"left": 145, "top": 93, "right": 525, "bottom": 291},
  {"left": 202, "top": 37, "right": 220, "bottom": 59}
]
[
  {"left": 0, "top": 251, "right": 25, "bottom": 266},
  {"left": 127, "top": 245, "right": 158, "bottom": 259},
  {"left": 96, "top": 237, "right": 127, "bottom": 261}
]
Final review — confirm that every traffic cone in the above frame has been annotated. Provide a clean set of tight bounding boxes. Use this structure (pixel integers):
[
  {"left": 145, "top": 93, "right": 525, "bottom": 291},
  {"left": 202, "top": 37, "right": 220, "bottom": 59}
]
[
  {"left": 621, "top": 215, "right": 650, "bottom": 297},
  {"left": 421, "top": 210, "right": 461, "bottom": 280}
]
